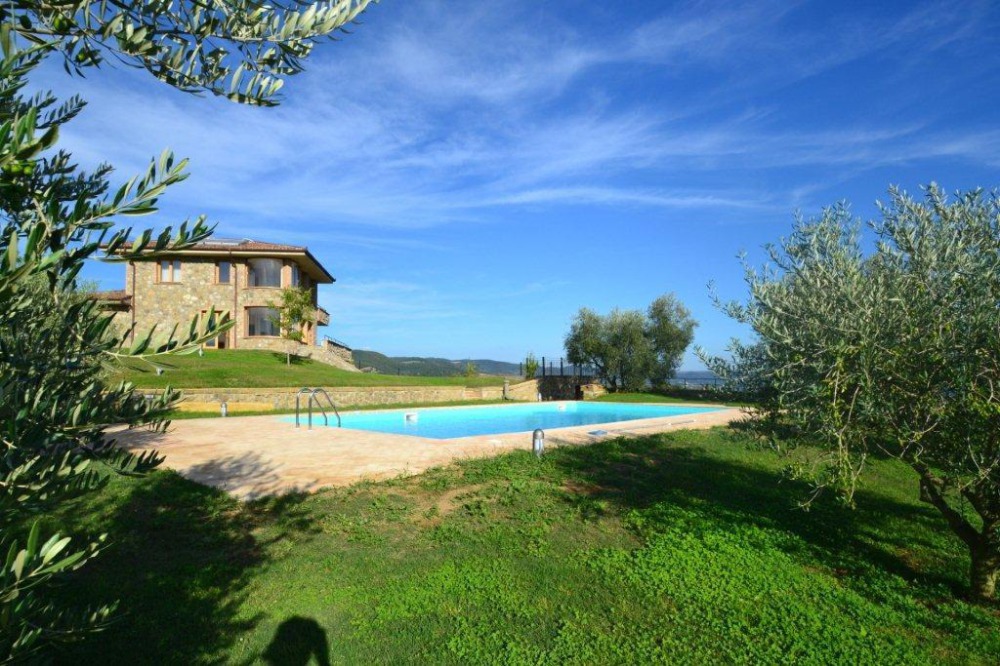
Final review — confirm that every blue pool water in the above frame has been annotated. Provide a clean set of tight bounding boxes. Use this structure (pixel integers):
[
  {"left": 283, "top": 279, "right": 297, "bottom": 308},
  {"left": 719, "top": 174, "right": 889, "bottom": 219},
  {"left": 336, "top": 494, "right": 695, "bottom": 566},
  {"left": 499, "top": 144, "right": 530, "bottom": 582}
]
[{"left": 287, "top": 401, "right": 722, "bottom": 440}]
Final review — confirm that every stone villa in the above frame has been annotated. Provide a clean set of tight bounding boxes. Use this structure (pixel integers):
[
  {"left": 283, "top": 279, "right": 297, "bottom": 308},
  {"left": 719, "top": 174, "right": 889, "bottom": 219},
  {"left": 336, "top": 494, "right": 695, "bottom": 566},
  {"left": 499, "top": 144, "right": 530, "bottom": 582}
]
[{"left": 98, "top": 238, "right": 356, "bottom": 369}]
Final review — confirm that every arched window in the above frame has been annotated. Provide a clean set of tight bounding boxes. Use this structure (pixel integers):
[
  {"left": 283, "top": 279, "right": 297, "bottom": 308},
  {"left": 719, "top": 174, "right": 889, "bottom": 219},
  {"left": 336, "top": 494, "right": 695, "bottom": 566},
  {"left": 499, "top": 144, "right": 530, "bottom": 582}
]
[{"left": 248, "top": 258, "right": 282, "bottom": 287}]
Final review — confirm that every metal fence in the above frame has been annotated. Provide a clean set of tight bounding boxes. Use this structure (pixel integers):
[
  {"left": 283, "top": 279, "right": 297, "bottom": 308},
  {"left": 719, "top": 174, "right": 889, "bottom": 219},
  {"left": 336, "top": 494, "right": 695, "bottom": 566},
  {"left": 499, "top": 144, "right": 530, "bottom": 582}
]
[
  {"left": 523, "top": 358, "right": 724, "bottom": 389},
  {"left": 523, "top": 356, "right": 596, "bottom": 379},
  {"left": 667, "top": 376, "right": 725, "bottom": 389}
]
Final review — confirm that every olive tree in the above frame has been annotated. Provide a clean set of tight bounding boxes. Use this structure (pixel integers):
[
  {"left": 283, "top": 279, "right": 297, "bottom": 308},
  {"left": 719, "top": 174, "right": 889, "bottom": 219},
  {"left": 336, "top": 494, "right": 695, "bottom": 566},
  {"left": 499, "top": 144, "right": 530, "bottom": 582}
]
[
  {"left": 268, "top": 286, "right": 316, "bottom": 365},
  {"left": 1, "top": 0, "right": 376, "bottom": 657},
  {"left": 4, "top": 0, "right": 375, "bottom": 105},
  {"left": 646, "top": 294, "right": 698, "bottom": 387},
  {"left": 565, "top": 294, "right": 697, "bottom": 392},
  {"left": 703, "top": 185, "right": 1000, "bottom": 600},
  {"left": 0, "top": 46, "right": 231, "bottom": 659}
]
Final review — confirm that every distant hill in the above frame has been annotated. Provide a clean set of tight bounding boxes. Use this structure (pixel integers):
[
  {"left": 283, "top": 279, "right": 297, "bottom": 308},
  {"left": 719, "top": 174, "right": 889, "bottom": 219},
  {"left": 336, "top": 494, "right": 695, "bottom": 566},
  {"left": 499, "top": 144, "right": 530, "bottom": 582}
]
[{"left": 352, "top": 350, "right": 521, "bottom": 377}]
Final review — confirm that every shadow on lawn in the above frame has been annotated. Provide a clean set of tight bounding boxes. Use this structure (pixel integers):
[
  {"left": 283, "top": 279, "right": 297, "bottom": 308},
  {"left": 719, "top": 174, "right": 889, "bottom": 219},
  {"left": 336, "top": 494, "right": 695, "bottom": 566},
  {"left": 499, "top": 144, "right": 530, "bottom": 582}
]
[
  {"left": 52, "top": 464, "right": 319, "bottom": 664},
  {"left": 552, "top": 433, "right": 967, "bottom": 596},
  {"left": 186, "top": 452, "right": 306, "bottom": 500},
  {"left": 261, "top": 616, "right": 331, "bottom": 666},
  {"left": 270, "top": 351, "right": 309, "bottom": 365}
]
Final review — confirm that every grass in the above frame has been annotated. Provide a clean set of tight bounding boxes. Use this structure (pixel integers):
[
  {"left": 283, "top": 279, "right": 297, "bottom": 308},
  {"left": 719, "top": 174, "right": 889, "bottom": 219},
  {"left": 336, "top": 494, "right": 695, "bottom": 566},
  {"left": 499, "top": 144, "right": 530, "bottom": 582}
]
[
  {"left": 593, "top": 391, "right": 743, "bottom": 406},
  {"left": 593, "top": 391, "right": 709, "bottom": 404},
  {"left": 46, "top": 428, "right": 998, "bottom": 664},
  {"left": 113, "top": 349, "right": 508, "bottom": 389}
]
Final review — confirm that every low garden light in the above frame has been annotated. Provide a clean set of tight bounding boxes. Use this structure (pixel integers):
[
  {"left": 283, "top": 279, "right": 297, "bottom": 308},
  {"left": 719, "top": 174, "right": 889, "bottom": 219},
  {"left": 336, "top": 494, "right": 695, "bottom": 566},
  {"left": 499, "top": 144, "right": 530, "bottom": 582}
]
[{"left": 532, "top": 428, "right": 545, "bottom": 457}]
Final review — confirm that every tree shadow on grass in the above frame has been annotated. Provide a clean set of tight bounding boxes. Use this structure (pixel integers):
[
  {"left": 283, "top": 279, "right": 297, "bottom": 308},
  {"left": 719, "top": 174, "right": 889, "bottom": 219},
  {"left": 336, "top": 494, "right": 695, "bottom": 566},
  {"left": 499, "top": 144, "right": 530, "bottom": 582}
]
[
  {"left": 552, "top": 434, "right": 969, "bottom": 598},
  {"left": 51, "top": 463, "right": 320, "bottom": 665},
  {"left": 185, "top": 451, "right": 322, "bottom": 501},
  {"left": 270, "top": 351, "right": 310, "bottom": 366}
]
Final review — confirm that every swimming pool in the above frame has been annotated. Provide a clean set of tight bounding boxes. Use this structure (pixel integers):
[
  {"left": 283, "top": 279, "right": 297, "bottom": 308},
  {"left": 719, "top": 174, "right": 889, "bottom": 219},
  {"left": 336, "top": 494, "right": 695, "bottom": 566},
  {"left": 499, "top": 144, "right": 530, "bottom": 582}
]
[{"left": 288, "top": 401, "right": 723, "bottom": 440}]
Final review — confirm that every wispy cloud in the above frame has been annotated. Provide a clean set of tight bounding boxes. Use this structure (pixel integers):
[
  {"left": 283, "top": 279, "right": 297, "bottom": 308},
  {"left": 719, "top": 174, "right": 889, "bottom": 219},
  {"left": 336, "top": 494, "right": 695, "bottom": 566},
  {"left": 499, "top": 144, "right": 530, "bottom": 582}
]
[
  {"left": 42, "top": 0, "right": 1000, "bottom": 360},
  {"left": 40, "top": 0, "right": 999, "bottom": 235}
]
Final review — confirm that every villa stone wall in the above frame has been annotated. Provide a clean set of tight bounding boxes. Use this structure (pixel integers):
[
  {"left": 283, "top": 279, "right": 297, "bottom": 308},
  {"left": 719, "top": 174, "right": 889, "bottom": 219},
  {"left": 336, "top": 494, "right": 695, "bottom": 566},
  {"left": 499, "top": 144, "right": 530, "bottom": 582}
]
[
  {"left": 106, "top": 310, "right": 133, "bottom": 339},
  {"left": 126, "top": 257, "right": 322, "bottom": 351},
  {"left": 129, "top": 257, "right": 236, "bottom": 345}
]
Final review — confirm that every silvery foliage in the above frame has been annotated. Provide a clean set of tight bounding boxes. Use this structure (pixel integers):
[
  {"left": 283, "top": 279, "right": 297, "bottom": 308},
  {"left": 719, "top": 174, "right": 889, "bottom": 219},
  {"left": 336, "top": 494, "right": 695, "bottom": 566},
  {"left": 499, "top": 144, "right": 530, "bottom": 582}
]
[
  {"left": 566, "top": 294, "right": 696, "bottom": 393},
  {"left": 703, "top": 185, "right": 1000, "bottom": 599},
  {"left": 2, "top": 0, "right": 375, "bottom": 654},
  {"left": 4, "top": 0, "right": 376, "bottom": 105},
  {"left": 0, "top": 35, "right": 241, "bottom": 657}
]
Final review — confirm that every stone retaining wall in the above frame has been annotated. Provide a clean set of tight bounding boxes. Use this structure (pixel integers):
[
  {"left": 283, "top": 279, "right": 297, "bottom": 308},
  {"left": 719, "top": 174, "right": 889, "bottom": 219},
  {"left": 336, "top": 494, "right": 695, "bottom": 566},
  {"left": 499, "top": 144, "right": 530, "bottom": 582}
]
[
  {"left": 160, "top": 380, "right": 541, "bottom": 412},
  {"left": 153, "top": 378, "right": 606, "bottom": 413},
  {"left": 538, "top": 376, "right": 606, "bottom": 400},
  {"left": 321, "top": 339, "right": 355, "bottom": 365},
  {"left": 310, "top": 344, "right": 361, "bottom": 372}
]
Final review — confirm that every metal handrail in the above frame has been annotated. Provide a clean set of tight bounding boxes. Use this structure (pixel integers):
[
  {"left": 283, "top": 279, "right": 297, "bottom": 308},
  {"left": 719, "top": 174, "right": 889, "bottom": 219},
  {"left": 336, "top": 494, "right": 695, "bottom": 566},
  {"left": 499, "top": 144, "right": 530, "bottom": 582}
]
[
  {"left": 294, "top": 387, "right": 342, "bottom": 429},
  {"left": 294, "top": 387, "right": 313, "bottom": 428},
  {"left": 311, "top": 388, "right": 342, "bottom": 427}
]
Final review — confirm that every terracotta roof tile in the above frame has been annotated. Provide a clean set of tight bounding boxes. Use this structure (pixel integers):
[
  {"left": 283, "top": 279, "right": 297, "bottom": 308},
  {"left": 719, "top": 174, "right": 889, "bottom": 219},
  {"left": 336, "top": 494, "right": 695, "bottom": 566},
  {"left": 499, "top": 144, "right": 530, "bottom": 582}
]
[
  {"left": 98, "top": 237, "right": 335, "bottom": 283},
  {"left": 91, "top": 289, "right": 132, "bottom": 304},
  {"left": 106, "top": 238, "right": 306, "bottom": 252}
]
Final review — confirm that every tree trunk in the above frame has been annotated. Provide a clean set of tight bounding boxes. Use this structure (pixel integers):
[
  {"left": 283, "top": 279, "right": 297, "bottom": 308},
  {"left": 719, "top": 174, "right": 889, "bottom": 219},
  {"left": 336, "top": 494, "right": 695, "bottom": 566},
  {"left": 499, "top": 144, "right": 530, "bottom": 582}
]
[
  {"left": 915, "top": 470, "right": 999, "bottom": 602},
  {"left": 970, "top": 547, "right": 998, "bottom": 601}
]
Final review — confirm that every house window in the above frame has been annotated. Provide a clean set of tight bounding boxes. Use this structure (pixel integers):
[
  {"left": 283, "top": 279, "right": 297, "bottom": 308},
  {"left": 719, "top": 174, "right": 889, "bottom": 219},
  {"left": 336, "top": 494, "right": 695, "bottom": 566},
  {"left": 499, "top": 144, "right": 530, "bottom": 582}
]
[
  {"left": 290, "top": 264, "right": 301, "bottom": 287},
  {"left": 217, "top": 261, "right": 232, "bottom": 284},
  {"left": 247, "top": 307, "right": 280, "bottom": 337},
  {"left": 247, "top": 258, "right": 282, "bottom": 288},
  {"left": 201, "top": 310, "right": 230, "bottom": 348},
  {"left": 159, "top": 259, "right": 181, "bottom": 283}
]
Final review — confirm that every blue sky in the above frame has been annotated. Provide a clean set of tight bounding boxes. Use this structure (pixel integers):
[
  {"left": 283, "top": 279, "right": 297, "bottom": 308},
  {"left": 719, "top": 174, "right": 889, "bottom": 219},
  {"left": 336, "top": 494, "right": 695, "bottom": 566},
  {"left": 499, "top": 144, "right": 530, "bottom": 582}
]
[{"left": 42, "top": 0, "right": 1000, "bottom": 369}]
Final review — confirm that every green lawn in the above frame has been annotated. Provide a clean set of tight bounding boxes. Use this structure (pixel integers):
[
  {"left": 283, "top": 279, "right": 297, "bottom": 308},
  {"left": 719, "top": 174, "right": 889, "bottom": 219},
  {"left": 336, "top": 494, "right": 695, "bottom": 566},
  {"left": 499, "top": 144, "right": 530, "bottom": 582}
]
[
  {"left": 113, "top": 349, "right": 508, "bottom": 389},
  {"left": 593, "top": 391, "right": 711, "bottom": 404},
  {"left": 46, "top": 428, "right": 998, "bottom": 664},
  {"left": 593, "top": 391, "right": 742, "bottom": 406}
]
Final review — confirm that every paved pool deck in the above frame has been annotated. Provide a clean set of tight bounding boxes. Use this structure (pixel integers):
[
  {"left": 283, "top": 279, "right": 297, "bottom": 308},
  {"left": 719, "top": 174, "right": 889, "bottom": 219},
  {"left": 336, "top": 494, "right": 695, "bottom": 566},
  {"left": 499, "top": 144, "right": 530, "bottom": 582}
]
[{"left": 112, "top": 403, "right": 741, "bottom": 499}]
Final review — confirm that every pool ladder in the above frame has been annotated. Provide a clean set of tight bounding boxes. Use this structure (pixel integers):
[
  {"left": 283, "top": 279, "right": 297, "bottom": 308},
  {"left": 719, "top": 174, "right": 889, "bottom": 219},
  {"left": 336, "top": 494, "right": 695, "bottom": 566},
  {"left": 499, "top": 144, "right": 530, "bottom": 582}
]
[{"left": 295, "top": 388, "right": 341, "bottom": 429}]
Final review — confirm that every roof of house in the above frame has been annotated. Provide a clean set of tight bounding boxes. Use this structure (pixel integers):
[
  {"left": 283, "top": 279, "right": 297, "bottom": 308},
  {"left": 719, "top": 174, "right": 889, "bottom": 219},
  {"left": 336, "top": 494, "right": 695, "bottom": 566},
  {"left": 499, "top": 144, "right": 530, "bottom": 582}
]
[
  {"left": 91, "top": 289, "right": 133, "bottom": 308},
  {"left": 106, "top": 237, "right": 335, "bottom": 283}
]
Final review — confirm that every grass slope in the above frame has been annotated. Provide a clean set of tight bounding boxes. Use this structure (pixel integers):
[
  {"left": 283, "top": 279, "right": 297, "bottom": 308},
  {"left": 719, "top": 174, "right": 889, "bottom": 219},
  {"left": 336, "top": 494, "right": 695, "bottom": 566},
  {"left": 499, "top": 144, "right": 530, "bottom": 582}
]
[
  {"left": 593, "top": 392, "right": 703, "bottom": 404},
  {"left": 592, "top": 392, "right": 744, "bottom": 407},
  {"left": 46, "top": 429, "right": 998, "bottom": 664},
  {"left": 114, "top": 350, "right": 507, "bottom": 389}
]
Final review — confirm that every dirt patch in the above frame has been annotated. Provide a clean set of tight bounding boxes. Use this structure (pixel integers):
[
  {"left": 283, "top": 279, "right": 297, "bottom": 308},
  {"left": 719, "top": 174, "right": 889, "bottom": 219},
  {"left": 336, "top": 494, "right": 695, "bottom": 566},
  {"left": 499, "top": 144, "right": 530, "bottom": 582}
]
[{"left": 410, "top": 483, "right": 487, "bottom": 526}]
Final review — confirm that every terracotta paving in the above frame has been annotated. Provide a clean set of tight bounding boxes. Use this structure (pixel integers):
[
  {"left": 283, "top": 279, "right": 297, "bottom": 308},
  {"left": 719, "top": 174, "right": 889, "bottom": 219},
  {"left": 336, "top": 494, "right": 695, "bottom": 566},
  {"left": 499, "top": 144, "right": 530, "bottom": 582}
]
[{"left": 112, "top": 403, "right": 741, "bottom": 499}]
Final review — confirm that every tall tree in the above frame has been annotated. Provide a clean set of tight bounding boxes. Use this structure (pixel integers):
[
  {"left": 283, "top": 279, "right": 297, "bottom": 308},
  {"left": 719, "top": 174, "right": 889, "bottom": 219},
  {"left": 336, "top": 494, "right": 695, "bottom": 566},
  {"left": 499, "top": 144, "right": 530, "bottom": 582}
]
[
  {"left": 704, "top": 186, "right": 1000, "bottom": 600},
  {"left": 646, "top": 294, "right": 697, "bottom": 387},
  {"left": 565, "top": 294, "right": 697, "bottom": 392}
]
